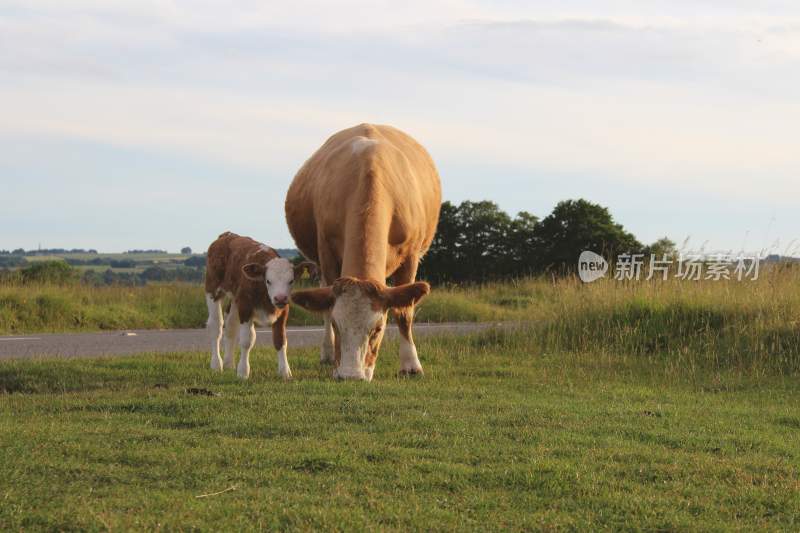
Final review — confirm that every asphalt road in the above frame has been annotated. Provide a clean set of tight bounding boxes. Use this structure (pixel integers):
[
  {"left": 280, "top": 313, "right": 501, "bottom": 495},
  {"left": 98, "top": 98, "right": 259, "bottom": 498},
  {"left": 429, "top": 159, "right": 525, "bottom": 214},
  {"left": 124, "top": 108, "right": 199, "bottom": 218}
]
[{"left": 0, "top": 322, "right": 503, "bottom": 360}]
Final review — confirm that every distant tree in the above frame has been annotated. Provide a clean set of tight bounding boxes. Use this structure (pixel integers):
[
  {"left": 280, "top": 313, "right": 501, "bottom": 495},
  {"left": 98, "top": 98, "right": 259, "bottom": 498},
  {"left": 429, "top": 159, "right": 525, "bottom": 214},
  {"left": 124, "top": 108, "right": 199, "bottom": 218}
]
[
  {"left": 12, "top": 248, "right": 25, "bottom": 255},
  {"left": 644, "top": 237, "right": 677, "bottom": 259},
  {"left": 276, "top": 248, "right": 300, "bottom": 259},
  {"left": 19, "top": 261, "right": 77, "bottom": 284},
  {"left": 0, "top": 256, "right": 27, "bottom": 268},
  {"left": 140, "top": 266, "right": 167, "bottom": 281},
  {"left": 420, "top": 201, "right": 538, "bottom": 283},
  {"left": 532, "top": 199, "right": 642, "bottom": 273},
  {"left": 181, "top": 246, "right": 192, "bottom": 255},
  {"left": 109, "top": 259, "right": 137, "bottom": 269},
  {"left": 419, "top": 201, "right": 461, "bottom": 283},
  {"left": 506, "top": 210, "right": 540, "bottom": 275},
  {"left": 183, "top": 255, "right": 206, "bottom": 268}
]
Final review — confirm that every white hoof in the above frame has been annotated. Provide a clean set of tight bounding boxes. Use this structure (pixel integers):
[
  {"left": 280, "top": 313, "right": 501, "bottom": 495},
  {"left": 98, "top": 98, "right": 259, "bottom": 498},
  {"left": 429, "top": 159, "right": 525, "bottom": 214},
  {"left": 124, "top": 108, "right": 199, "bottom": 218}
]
[{"left": 333, "top": 366, "right": 366, "bottom": 381}]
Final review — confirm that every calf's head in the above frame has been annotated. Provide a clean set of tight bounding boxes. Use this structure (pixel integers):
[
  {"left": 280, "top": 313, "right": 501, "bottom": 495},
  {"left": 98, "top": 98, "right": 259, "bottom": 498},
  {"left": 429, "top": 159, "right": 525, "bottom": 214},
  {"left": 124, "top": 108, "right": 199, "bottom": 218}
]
[
  {"left": 243, "top": 259, "right": 316, "bottom": 309},
  {"left": 291, "top": 277, "right": 430, "bottom": 380}
]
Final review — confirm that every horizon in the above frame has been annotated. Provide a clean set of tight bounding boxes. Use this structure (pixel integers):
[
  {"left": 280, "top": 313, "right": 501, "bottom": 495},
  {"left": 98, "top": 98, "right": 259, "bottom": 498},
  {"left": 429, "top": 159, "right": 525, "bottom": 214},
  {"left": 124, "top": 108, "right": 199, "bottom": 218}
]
[{"left": 2, "top": 2, "right": 798, "bottom": 256}]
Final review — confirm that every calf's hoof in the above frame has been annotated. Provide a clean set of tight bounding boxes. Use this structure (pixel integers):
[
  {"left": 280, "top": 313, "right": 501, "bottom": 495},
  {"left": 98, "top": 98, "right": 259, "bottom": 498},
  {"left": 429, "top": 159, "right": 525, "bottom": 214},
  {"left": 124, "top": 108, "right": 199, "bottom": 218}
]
[{"left": 398, "top": 368, "right": 424, "bottom": 378}]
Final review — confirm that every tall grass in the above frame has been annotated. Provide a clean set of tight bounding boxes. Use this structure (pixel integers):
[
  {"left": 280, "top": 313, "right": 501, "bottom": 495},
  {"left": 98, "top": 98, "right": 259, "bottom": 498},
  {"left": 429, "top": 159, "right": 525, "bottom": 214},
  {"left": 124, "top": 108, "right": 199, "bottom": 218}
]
[
  {"left": 0, "top": 283, "right": 208, "bottom": 332},
  {"left": 418, "top": 266, "right": 800, "bottom": 375},
  {"left": 2, "top": 267, "right": 798, "bottom": 374}
]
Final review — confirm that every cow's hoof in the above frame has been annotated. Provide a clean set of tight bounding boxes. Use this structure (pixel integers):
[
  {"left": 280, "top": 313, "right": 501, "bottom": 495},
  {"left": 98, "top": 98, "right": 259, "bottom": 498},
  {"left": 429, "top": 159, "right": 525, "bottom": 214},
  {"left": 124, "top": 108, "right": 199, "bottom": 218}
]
[{"left": 398, "top": 368, "right": 424, "bottom": 378}]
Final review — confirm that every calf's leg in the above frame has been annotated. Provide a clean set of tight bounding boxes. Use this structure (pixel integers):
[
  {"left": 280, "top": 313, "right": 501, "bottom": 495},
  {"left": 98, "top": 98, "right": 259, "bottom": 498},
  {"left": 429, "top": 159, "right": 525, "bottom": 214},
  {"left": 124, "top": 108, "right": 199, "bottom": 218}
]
[
  {"left": 206, "top": 293, "right": 224, "bottom": 371},
  {"left": 237, "top": 320, "right": 256, "bottom": 380},
  {"left": 222, "top": 302, "right": 239, "bottom": 370},
  {"left": 272, "top": 308, "right": 292, "bottom": 379}
]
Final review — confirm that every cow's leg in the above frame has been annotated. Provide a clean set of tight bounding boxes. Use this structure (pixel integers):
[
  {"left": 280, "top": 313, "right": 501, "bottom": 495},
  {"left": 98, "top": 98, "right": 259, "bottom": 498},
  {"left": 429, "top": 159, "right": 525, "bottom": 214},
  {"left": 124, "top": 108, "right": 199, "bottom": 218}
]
[
  {"left": 391, "top": 257, "right": 424, "bottom": 376},
  {"left": 237, "top": 320, "right": 256, "bottom": 380},
  {"left": 321, "top": 313, "right": 336, "bottom": 364},
  {"left": 222, "top": 302, "right": 240, "bottom": 370},
  {"left": 206, "top": 293, "right": 224, "bottom": 371},
  {"left": 272, "top": 308, "right": 292, "bottom": 380},
  {"left": 364, "top": 319, "right": 386, "bottom": 382},
  {"left": 317, "top": 244, "right": 340, "bottom": 365}
]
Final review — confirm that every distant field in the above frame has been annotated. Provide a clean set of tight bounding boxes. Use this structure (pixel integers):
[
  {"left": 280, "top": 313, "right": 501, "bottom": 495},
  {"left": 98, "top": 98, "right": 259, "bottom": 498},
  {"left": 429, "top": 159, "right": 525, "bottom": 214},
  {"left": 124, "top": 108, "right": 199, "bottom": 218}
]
[
  {"left": 23, "top": 253, "right": 191, "bottom": 263},
  {"left": 2, "top": 268, "right": 799, "bottom": 377},
  {"left": 20, "top": 252, "right": 199, "bottom": 273},
  {"left": 1, "top": 328, "right": 797, "bottom": 530}
]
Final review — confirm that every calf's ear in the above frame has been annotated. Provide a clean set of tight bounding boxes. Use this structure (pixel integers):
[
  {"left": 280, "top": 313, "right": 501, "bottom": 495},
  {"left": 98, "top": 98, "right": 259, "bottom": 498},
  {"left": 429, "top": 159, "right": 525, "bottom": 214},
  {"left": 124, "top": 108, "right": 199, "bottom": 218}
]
[
  {"left": 384, "top": 282, "right": 430, "bottom": 309},
  {"left": 242, "top": 263, "right": 267, "bottom": 280},
  {"left": 291, "top": 287, "right": 336, "bottom": 312},
  {"left": 293, "top": 261, "right": 318, "bottom": 280}
]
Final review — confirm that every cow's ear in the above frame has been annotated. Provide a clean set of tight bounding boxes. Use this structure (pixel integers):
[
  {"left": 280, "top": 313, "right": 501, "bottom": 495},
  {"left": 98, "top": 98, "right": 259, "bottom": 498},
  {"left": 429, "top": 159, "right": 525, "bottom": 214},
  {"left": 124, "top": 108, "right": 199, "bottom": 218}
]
[
  {"left": 291, "top": 287, "right": 335, "bottom": 312},
  {"left": 293, "top": 261, "right": 318, "bottom": 280},
  {"left": 383, "top": 282, "right": 430, "bottom": 309},
  {"left": 242, "top": 263, "right": 266, "bottom": 280}
]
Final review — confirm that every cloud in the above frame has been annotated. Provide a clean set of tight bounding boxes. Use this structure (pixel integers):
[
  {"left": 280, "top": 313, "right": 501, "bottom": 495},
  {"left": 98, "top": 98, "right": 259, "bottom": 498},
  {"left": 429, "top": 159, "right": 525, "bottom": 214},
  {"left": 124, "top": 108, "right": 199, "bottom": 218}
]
[{"left": 1, "top": 1, "right": 798, "bottom": 250}]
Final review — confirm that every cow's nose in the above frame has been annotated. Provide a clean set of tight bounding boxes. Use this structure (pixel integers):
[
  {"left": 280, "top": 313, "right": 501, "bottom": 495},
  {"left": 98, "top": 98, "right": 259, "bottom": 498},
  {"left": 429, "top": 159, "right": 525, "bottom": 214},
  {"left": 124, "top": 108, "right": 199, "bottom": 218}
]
[{"left": 274, "top": 295, "right": 289, "bottom": 306}]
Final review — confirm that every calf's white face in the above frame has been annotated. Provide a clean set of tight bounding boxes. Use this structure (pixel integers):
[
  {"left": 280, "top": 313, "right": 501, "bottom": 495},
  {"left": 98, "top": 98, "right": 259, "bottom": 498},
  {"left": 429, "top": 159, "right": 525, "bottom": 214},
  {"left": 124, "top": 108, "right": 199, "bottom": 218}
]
[
  {"left": 264, "top": 258, "right": 295, "bottom": 308},
  {"left": 242, "top": 258, "right": 294, "bottom": 308},
  {"left": 243, "top": 258, "right": 317, "bottom": 308},
  {"left": 291, "top": 277, "right": 430, "bottom": 380}
]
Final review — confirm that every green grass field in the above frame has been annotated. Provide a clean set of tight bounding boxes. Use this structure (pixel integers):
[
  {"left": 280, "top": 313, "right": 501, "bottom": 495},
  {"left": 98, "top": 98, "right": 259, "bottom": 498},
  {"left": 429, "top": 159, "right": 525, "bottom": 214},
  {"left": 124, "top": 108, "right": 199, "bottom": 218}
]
[
  {"left": 1, "top": 329, "right": 798, "bottom": 530},
  {"left": 1, "top": 271, "right": 799, "bottom": 529}
]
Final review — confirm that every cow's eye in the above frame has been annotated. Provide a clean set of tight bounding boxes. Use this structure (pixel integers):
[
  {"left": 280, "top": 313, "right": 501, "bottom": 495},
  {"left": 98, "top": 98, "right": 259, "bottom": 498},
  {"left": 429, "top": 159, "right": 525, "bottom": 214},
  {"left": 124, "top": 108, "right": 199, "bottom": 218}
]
[
  {"left": 289, "top": 280, "right": 294, "bottom": 285},
  {"left": 266, "top": 280, "right": 271, "bottom": 285}
]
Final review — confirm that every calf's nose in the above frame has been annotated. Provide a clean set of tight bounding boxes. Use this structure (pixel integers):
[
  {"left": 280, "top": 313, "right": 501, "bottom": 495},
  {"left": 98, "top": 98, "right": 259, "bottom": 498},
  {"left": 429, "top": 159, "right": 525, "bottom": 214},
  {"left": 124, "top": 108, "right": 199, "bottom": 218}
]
[{"left": 274, "top": 294, "right": 289, "bottom": 306}]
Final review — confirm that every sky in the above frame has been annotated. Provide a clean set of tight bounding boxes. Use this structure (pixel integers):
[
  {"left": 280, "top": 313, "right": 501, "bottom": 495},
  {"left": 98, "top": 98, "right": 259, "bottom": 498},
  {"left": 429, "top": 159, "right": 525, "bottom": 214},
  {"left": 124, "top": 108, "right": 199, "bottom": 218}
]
[{"left": 1, "top": 1, "right": 799, "bottom": 257}]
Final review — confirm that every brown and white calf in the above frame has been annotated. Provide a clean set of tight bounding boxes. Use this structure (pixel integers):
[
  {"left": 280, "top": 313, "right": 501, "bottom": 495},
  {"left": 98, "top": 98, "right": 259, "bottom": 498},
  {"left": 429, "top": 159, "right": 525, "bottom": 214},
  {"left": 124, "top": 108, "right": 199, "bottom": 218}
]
[
  {"left": 205, "top": 231, "right": 314, "bottom": 379},
  {"left": 286, "top": 124, "right": 441, "bottom": 381}
]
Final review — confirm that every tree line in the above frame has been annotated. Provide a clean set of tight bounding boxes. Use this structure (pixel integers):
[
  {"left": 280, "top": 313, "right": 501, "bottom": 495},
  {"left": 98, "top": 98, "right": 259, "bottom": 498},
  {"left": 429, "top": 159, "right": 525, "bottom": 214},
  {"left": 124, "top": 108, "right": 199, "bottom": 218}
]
[
  {"left": 418, "top": 198, "right": 674, "bottom": 284},
  {"left": 1, "top": 198, "right": 672, "bottom": 286}
]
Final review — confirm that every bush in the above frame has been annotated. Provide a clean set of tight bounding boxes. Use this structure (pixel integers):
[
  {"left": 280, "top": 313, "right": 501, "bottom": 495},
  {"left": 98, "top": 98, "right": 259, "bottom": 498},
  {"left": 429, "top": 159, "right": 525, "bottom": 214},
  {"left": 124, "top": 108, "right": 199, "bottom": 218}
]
[{"left": 19, "top": 261, "right": 78, "bottom": 285}]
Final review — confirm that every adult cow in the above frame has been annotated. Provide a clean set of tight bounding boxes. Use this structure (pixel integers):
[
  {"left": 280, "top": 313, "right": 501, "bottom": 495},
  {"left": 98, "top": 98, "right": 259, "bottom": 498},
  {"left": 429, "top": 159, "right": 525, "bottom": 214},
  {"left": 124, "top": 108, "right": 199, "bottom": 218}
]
[{"left": 286, "top": 123, "right": 441, "bottom": 381}]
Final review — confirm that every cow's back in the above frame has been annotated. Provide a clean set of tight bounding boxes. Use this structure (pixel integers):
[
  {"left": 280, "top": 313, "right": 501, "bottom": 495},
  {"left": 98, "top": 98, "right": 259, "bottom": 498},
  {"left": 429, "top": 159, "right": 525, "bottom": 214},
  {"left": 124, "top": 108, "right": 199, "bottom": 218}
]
[{"left": 285, "top": 124, "right": 441, "bottom": 276}]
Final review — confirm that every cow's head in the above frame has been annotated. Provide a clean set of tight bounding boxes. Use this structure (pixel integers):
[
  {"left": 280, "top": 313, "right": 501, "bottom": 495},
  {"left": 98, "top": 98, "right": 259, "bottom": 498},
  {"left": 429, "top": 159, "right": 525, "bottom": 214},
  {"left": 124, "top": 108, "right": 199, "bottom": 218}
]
[
  {"left": 243, "top": 259, "right": 316, "bottom": 309},
  {"left": 291, "top": 277, "right": 430, "bottom": 381}
]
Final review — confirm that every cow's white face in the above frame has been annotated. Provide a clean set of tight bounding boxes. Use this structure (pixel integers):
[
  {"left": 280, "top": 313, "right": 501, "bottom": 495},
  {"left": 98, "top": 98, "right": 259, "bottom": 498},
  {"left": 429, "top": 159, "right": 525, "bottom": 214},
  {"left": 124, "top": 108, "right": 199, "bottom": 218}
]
[
  {"left": 291, "top": 277, "right": 430, "bottom": 381},
  {"left": 329, "top": 283, "right": 387, "bottom": 380}
]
